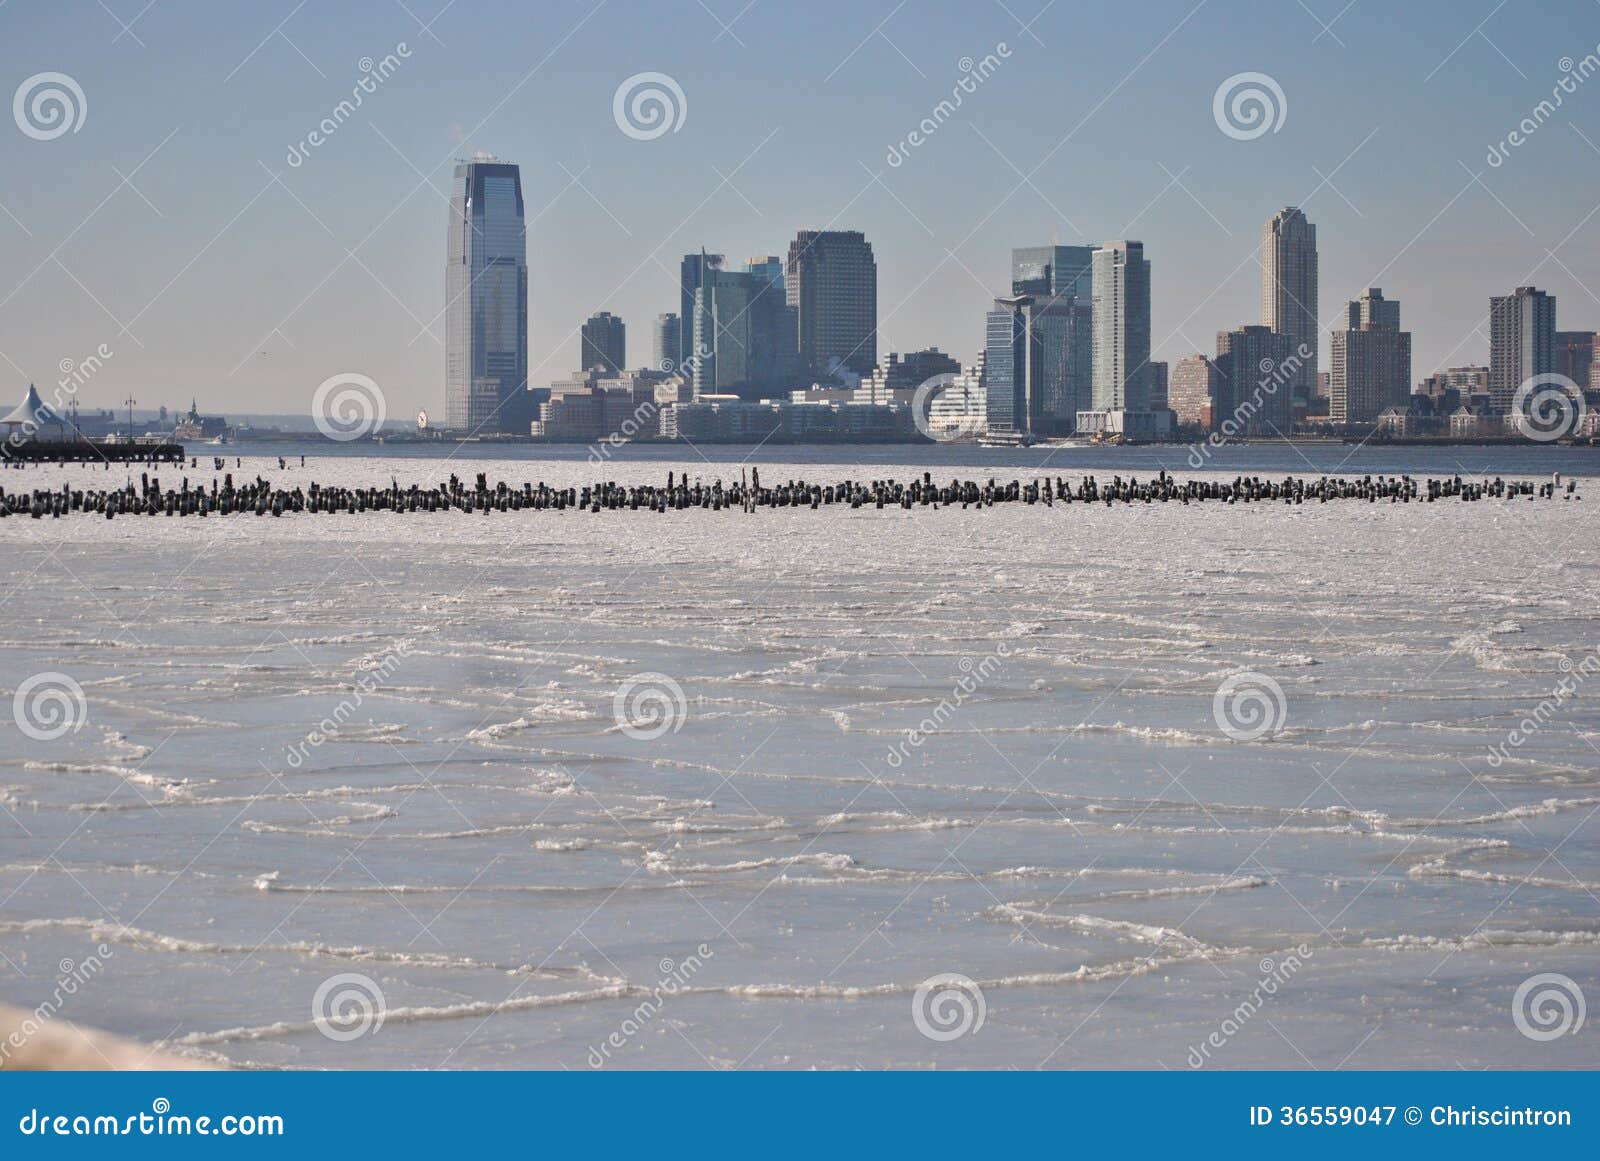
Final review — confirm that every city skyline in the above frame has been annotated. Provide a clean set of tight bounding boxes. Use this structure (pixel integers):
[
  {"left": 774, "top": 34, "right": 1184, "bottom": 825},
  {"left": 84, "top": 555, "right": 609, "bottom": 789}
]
[{"left": 6, "top": 2, "right": 1600, "bottom": 420}]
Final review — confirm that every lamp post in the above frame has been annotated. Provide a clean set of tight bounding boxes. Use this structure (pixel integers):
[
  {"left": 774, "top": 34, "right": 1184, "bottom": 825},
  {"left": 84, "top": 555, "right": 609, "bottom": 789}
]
[{"left": 124, "top": 395, "right": 137, "bottom": 442}]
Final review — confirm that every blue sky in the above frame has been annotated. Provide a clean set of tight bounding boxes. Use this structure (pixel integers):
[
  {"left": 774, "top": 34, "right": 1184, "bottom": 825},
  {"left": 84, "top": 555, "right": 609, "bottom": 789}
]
[{"left": 3, "top": 0, "right": 1600, "bottom": 418}]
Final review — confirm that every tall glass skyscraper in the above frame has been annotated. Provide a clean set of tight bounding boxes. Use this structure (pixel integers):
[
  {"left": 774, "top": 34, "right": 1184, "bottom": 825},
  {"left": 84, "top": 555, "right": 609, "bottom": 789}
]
[
  {"left": 1090, "top": 240, "right": 1151, "bottom": 412},
  {"left": 679, "top": 252, "right": 725, "bottom": 366},
  {"left": 689, "top": 256, "right": 798, "bottom": 399},
  {"left": 1011, "top": 245, "right": 1095, "bottom": 302},
  {"left": 787, "top": 230, "right": 877, "bottom": 379},
  {"left": 984, "top": 295, "right": 1091, "bottom": 438},
  {"left": 446, "top": 157, "right": 528, "bottom": 433}
]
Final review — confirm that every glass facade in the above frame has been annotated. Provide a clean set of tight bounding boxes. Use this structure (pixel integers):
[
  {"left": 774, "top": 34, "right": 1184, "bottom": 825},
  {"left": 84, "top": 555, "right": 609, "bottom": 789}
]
[
  {"left": 446, "top": 161, "right": 528, "bottom": 433},
  {"left": 1091, "top": 241, "right": 1151, "bottom": 412},
  {"left": 984, "top": 296, "right": 1091, "bottom": 437},
  {"left": 1011, "top": 245, "right": 1095, "bottom": 301}
]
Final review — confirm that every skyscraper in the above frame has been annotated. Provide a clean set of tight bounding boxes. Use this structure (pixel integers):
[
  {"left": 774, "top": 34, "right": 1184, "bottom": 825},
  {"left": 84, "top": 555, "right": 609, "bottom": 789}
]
[
  {"left": 787, "top": 230, "right": 877, "bottom": 380},
  {"left": 580, "top": 311, "right": 626, "bottom": 374},
  {"left": 445, "top": 157, "right": 528, "bottom": 433},
  {"left": 1330, "top": 290, "right": 1411, "bottom": 425},
  {"left": 1148, "top": 361, "right": 1169, "bottom": 411},
  {"left": 680, "top": 252, "right": 724, "bottom": 365},
  {"left": 691, "top": 258, "right": 798, "bottom": 400},
  {"left": 1169, "top": 354, "right": 1221, "bottom": 430},
  {"left": 1215, "top": 325, "right": 1294, "bottom": 436},
  {"left": 1089, "top": 241, "right": 1151, "bottom": 412},
  {"left": 1556, "top": 330, "right": 1596, "bottom": 390},
  {"left": 1261, "top": 207, "right": 1318, "bottom": 408},
  {"left": 1347, "top": 287, "right": 1400, "bottom": 331},
  {"left": 984, "top": 295, "right": 1091, "bottom": 437},
  {"left": 985, "top": 298, "right": 1031, "bottom": 437},
  {"left": 653, "top": 312, "right": 681, "bottom": 373},
  {"left": 1489, "top": 286, "right": 1556, "bottom": 411},
  {"left": 1011, "top": 245, "right": 1096, "bottom": 301}
]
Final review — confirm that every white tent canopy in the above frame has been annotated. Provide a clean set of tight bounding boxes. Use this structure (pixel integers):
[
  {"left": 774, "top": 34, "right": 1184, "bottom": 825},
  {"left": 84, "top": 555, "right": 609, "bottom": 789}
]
[{"left": 0, "top": 383, "right": 65, "bottom": 431}]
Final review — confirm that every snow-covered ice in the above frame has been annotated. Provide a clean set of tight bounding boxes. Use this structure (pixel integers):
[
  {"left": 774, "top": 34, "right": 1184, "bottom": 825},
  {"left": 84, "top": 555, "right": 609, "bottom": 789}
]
[{"left": 1, "top": 452, "right": 1596, "bottom": 1069}]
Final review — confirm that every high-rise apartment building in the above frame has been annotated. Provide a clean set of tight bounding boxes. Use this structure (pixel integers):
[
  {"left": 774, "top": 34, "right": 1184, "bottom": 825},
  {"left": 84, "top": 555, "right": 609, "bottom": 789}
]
[
  {"left": 787, "top": 230, "right": 877, "bottom": 379},
  {"left": 1088, "top": 241, "right": 1151, "bottom": 412},
  {"left": 1346, "top": 287, "right": 1400, "bottom": 331},
  {"left": 580, "top": 311, "right": 626, "bottom": 374},
  {"left": 1215, "top": 325, "right": 1295, "bottom": 436},
  {"left": 1330, "top": 291, "right": 1411, "bottom": 425},
  {"left": 1556, "top": 330, "right": 1596, "bottom": 390},
  {"left": 1169, "top": 354, "right": 1221, "bottom": 430},
  {"left": 1148, "top": 361, "right": 1169, "bottom": 411},
  {"left": 653, "top": 312, "right": 681, "bottom": 373},
  {"left": 1261, "top": 207, "right": 1318, "bottom": 408},
  {"left": 1489, "top": 286, "right": 1556, "bottom": 411},
  {"left": 445, "top": 157, "right": 528, "bottom": 433}
]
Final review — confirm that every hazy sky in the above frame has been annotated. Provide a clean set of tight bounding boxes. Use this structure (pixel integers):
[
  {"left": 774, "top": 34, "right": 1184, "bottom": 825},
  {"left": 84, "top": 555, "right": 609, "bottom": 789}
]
[{"left": 4, "top": 0, "right": 1600, "bottom": 419}]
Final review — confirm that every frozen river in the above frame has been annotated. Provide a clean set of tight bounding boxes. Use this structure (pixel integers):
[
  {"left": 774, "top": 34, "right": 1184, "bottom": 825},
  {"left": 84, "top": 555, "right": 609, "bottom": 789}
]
[{"left": 1, "top": 453, "right": 1596, "bottom": 1068}]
